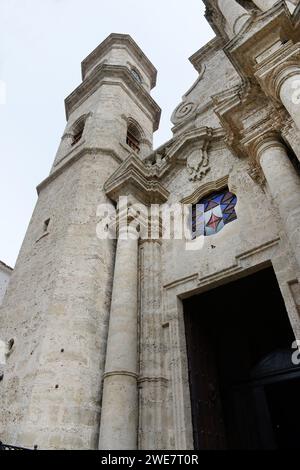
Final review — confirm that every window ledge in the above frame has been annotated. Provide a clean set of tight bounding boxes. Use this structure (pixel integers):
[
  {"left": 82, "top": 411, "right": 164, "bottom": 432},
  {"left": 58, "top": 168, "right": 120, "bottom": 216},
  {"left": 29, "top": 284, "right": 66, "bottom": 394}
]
[
  {"left": 54, "top": 139, "right": 86, "bottom": 167},
  {"left": 119, "top": 141, "right": 140, "bottom": 156},
  {"left": 36, "top": 232, "right": 49, "bottom": 243}
]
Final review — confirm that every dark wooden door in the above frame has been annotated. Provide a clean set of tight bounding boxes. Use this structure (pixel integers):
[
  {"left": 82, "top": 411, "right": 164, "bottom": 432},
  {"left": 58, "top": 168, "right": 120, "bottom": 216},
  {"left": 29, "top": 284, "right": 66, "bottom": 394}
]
[{"left": 184, "top": 310, "right": 227, "bottom": 450}]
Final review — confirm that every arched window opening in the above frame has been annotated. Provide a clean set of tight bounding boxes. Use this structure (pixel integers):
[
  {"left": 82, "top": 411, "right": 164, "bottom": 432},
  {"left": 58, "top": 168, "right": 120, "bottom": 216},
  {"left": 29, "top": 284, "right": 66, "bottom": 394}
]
[
  {"left": 126, "top": 122, "right": 141, "bottom": 153},
  {"left": 236, "top": 0, "right": 254, "bottom": 11},
  {"left": 71, "top": 118, "right": 85, "bottom": 146},
  {"left": 191, "top": 188, "right": 237, "bottom": 238},
  {"left": 131, "top": 68, "right": 142, "bottom": 84}
]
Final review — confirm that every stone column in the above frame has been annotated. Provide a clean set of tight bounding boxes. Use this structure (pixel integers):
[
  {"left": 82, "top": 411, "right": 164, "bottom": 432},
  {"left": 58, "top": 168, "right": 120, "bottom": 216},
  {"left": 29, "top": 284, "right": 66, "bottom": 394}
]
[
  {"left": 276, "top": 66, "right": 300, "bottom": 131},
  {"left": 217, "top": 0, "right": 251, "bottom": 36},
  {"left": 252, "top": 0, "right": 295, "bottom": 14},
  {"left": 99, "top": 225, "right": 139, "bottom": 450},
  {"left": 138, "top": 239, "right": 168, "bottom": 450},
  {"left": 255, "top": 135, "right": 300, "bottom": 269}
]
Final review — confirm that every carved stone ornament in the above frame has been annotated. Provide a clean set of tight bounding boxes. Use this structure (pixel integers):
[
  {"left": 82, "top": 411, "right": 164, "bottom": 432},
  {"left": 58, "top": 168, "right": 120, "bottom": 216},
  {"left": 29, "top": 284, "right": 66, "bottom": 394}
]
[
  {"left": 171, "top": 65, "right": 206, "bottom": 125},
  {"left": 186, "top": 141, "right": 210, "bottom": 182}
]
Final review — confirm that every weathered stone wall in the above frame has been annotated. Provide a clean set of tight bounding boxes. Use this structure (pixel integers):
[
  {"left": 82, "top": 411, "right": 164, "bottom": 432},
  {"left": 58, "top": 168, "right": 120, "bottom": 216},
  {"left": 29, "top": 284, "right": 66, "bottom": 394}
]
[
  {"left": 137, "top": 3, "right": 300, "bottom": 449},
  {"left": 172, "top": 44, "right": 242, "bottom": 133},
  {"left": 0, "top": 151, "right": 117, "bottom": 449},
  {"left": 0, "top": 263, "right": 12, "bottom": 306},
  {"left": 144, "top": 131, "right": 300, "bottom": 448},
  {"left": 2, "top": 4, "right": 300, "bottom": 451},
  {"left": 0, "top": 35, "right": 159, "bottom": 450}
]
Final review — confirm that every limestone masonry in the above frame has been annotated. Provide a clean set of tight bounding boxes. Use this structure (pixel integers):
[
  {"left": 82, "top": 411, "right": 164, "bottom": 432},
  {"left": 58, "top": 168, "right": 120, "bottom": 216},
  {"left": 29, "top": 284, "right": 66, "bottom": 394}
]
[
  {"left": 1, "top": 1, "right": 300, "bottom": 450},
  {"left": 0, "top": 262, "right": 12, "bottom": 306}
]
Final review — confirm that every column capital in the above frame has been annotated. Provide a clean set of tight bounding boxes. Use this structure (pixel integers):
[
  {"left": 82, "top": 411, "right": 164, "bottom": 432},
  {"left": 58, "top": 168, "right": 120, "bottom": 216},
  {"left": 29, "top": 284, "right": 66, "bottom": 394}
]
[
  {"left": 255, "top": 42, "right": 300, "bottom": 101},
  {"left": 272, "top": 63, "right": 300, "bottom": 101},
  {"left": 118, "top": 224, "right": 141, "bottom": 240},
  {"left": 242, "top": 130, "right": 285, "bottom": 165},
  {"left": 116, "top": 195, "right": 149, "bottom": 239},
  {"left": 253, "top": 134, "right": 286, "bottom": 163}
]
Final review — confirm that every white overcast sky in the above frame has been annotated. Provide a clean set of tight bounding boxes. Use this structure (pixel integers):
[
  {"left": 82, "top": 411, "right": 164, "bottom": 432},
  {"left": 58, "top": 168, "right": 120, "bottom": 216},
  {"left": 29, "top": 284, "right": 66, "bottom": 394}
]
[{"left": 0, "top": 0, "right": 214, "bottom": 267}]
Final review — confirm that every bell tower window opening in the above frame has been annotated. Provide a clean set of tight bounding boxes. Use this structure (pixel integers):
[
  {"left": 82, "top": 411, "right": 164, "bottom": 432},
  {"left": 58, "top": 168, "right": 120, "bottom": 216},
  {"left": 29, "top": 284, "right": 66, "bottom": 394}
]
[
  {"left": 43, "top": 218, "right": 50, "bottom": 233},
  {"left": 126, "top": 122, "right": 141, "bottom": 153},
  {"left": 131, "top": 68, "right": 142, "bottom": 84},
  {"left": 71, "top": 118, "right": 85, "bottom": 147}
]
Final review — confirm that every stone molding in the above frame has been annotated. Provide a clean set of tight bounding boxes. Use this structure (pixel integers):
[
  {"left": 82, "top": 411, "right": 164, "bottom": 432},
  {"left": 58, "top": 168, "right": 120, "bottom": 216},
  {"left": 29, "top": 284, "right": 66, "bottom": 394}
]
[
  {"left": 253, "top": 133, "right": 287, "bottom": 162},
  {"left": 171, "top": 65, "right": 207, "bottom": 127},
  {"left": 224, "top": 2, "right": 291, "bottom": 61},
  {"left": 255, "top": 42, "right": 300, "bottom": 101},
  {"left": 0, "top": 260, "right": 13, "bottom": 274},
  {"left": 163, "top": 127, "right": 224, "bottom": 163},
  {"left": 203, "top": 0, "right": 230, "bottom": 40},
  {"left": 105, "top": 128, "right": 226, "bottom": 205},
  {"left": 233, "top": 12, "right": 253, "bottom": 35},
  {"left": 65, "top": 64, "right": 161, "bottom": 130},
  {"left": 138, "top": 376, "right": 168, "bottom": 385},
  {"left": 189, "top": 37, "right": 224, "bottom": 72},
  {"left": 181, "top": 175, "right": 229, "bottom": 205},
  {"left": 81, "top": 33, "right": 157, "bottom": 88},
  {"left": 241, "top": 128, "right": 285, "bottom": 164},
  {"left": 104, "top": 152, "right": 170, "bottom": 205},
  {"left": 37, "top": 147, "right": 122, "bottom": 195},
  {"left": 103, "top": 371, "right": 139, "bottom": 380}
]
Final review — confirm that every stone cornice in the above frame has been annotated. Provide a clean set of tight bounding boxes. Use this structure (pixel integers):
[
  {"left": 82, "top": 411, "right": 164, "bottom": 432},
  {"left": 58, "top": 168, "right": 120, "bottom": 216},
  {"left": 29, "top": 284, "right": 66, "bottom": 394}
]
[
  {"left": 241, "top": 128, "right": 283, "bottom": 164},
  {"left": 151, "top": 127, "right": 225, "bottom": 181},
  {"left": 81, "top": 33, "right": 157, "bottom": 88},
  {"left": 181, "top": 175, "right": 229, "bottom": 205},
  {"left": 211, "top": 80, "right": 252, "bottom": 156},
  {"left": 0, "top": 260, "right": 13, "bottom": 273},
  {"left": 211, "top": 74, "right": 289, "bottom": 160},
  {"left": 203, "top": 0, "right": 229, "bottom": 41},
  {"left": 165, "top": 127, "right": 222, "bottom": 160},
  {"left": 226, "top": 2, "right": 290, "bottom": 49},
  {"left": 242, "top": 130, "right": 283, "bottom": 189},
  {"left": 104, "top": 152, "right": 170, "bottom": 205},
  {"left": 254, "top": 41, "right": 300, "bottom": 100},
  {"left": 65, "top": 64, "right": 161, "bottom": 131},
  {"left": 223, "top": 3, "right": 296, "bottom": 78},
  {"left": 189, "top": 36, "right": 224, "bottom": 72},
  {"left": 212, "top": 81, "right": 246, "bottom": 115}
]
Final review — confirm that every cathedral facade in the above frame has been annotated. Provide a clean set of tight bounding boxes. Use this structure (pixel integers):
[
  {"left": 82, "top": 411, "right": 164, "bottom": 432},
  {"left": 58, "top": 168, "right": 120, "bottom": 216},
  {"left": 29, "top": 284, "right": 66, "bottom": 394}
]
[{"left": 1, "top": 0, "right": 300, "bottom": 450}]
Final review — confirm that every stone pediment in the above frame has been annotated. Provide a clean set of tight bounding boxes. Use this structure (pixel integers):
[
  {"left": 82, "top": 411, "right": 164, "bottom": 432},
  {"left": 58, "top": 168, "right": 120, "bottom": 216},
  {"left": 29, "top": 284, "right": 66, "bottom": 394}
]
[
  {"left": 148, "top": 127, "right": 226, "bottom": 183},
  {"left": 104, "top": 152, "right": 169, "bottom": 205},
  {"left": 105, "top": 128, "right": 226, "bottom": 203}
]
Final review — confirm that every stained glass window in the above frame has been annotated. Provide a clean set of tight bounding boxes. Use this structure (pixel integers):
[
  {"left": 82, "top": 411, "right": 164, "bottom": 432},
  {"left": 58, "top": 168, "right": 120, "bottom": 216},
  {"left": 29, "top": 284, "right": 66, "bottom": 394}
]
[{"left": 191, "top": 188, "right": 237, "bottom": 238}]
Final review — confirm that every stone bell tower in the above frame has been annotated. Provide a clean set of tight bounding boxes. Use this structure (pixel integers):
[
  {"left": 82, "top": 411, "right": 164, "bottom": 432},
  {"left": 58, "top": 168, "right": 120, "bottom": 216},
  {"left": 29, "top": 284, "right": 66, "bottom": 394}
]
[{"left": 0, "top": 34, "right": 160, "bottom": 450}]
